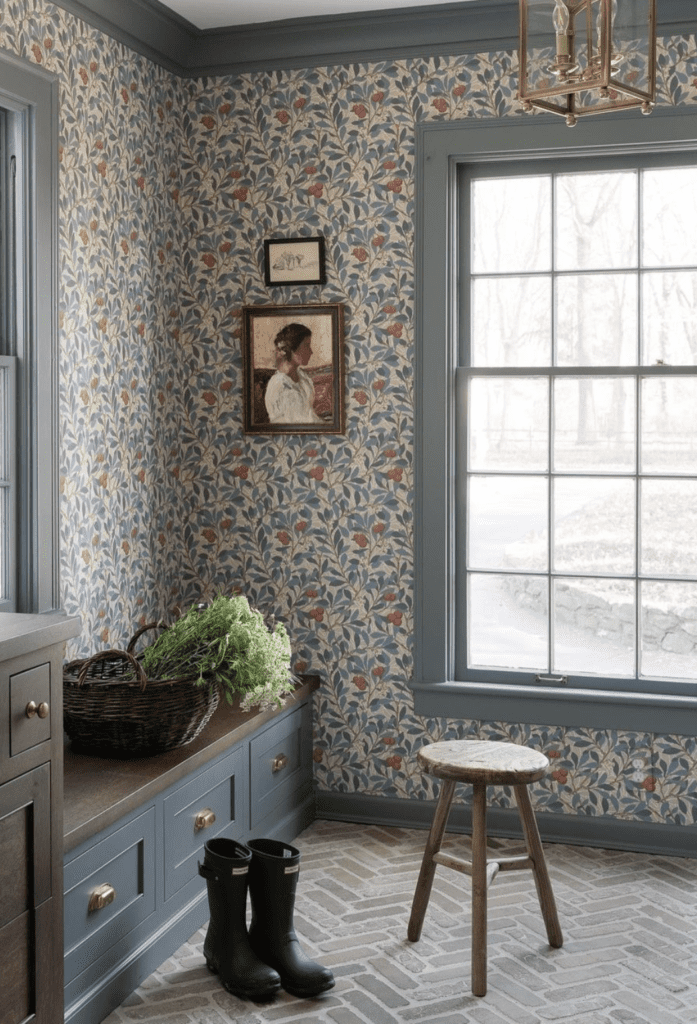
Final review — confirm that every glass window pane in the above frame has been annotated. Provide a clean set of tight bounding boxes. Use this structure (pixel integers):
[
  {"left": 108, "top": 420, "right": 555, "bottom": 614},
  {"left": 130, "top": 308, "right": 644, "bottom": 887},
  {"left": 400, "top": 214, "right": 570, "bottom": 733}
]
[
  {"left": 556, "top": 171, "right": 638, "bottom": 271},
  {"left": 472, "top": 176, "right": 551, "bottom": 274},
  {"left": 556, "top": 273, "right": 638, "bottom": 366},
  {"left": 553, "top": 378, "right": 636, "bottom": 473},
  {"left": 469, "top": 377, "right": 548, "bottom": 473},
  {"left": 472, "top": 277, "right": 551, "bottom": 367},
  {"left": 553, "top": 577, "right": 635, "bottom": 677},
  {"left": 643, "top": 167, "right": 697, "bottom": 268},
  {"left": 641, "top": 479, "right": 697, "bottom": 578},
  {"left": 641, "top": 581, "right": 697, "bottom": 681},
  {"left": 468, "top": 572, "right": 548, "bottom": 671},
  {"left": 468, "top": 475, "right": 547, "bottom": 572},
  {"left": 642, "top": 271, "right": 697, "bottom": 366},
  {"left": 553, "top": 477, "right": 635, "bottom": 575},
  {"left": 641, "top": 377, "right": 697, "bottom": 476}
]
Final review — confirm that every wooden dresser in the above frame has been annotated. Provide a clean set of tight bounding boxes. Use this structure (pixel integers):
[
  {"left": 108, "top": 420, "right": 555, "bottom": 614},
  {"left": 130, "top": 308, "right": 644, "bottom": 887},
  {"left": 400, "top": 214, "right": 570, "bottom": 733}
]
[
  {"left": 0, "top": 612, "right": 81, "bottom": 1024},
  {"left": 63, "top": 675, "right": 318, "bottom": 1024}
]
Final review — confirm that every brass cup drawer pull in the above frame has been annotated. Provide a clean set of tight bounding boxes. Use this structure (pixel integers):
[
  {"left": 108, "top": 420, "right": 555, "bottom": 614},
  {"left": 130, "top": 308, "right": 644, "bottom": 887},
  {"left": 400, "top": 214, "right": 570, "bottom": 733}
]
[
  {"left": 25, "top": 700, "right": 50, "bottom": 719},
  {"left": 88, "top": 883, "right": 116, "bottom": 913},
  {"left": 194, "top": 808, "right": 216, "bottom": 832},
  {"left": 272, "top": 753, "right": 288, "bottom": 773}
]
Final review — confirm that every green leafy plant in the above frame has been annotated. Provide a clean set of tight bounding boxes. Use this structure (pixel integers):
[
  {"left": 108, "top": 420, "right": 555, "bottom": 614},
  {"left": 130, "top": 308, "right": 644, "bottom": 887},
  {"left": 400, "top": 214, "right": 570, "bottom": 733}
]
[{"left": 140, "top": 595, "right": 294, "bottom": 710}]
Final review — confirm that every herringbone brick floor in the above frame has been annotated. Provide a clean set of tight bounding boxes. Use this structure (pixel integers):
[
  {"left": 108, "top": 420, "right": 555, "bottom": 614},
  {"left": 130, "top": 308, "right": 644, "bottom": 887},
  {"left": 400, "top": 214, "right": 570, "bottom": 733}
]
[{"left": 104, "top": 819, "right": 697, "bottom": 1024}]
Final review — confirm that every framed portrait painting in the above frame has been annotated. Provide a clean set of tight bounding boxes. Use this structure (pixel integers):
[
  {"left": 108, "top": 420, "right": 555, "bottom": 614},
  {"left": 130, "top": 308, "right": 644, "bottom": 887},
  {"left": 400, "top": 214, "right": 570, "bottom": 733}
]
[
  {"left": 264, "top": 236, "right": 326, "bottom": 286},
  {"left": 242, "top": 303, "right": 345, "bottom": 435}
]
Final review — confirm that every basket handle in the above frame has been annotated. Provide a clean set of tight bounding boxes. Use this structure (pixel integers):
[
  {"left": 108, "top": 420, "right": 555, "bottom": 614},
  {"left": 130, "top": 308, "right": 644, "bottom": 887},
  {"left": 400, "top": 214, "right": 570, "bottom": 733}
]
[
  {"left": 76, "top": 649, "right": 148, "bottom": 689},
  {"left": 126, "top": 621, "right": 167, "bottom": 656}
]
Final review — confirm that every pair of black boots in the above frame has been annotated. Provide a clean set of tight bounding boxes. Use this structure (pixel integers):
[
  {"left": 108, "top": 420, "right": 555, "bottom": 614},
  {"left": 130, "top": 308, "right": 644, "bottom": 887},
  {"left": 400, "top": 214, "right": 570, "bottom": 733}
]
[{"left": 198, "top": 836, "right": 334, "bottom": 1002}]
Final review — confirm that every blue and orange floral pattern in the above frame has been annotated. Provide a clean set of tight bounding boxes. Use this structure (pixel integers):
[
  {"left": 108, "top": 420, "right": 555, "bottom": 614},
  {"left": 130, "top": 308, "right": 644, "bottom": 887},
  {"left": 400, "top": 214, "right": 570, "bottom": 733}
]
[{"left": 2, "top": 0, "right": 697, "bottom": 825}]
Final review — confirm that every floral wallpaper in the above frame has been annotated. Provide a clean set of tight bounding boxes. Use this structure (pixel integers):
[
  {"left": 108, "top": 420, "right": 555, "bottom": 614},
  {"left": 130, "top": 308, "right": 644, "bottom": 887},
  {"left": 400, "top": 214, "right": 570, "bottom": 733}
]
[{"left": 2, "top": 0, "right": 697, "bottom": 829}]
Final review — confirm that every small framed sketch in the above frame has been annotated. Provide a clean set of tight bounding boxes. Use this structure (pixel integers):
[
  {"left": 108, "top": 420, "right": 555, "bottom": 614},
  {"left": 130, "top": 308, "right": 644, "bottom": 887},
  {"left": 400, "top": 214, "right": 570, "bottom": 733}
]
[
  {"left": 242, "top": 303, "right": 345, "bottom": 435},
  {"left": 264, "top": 236, "right": 326, "bottom": 287}
]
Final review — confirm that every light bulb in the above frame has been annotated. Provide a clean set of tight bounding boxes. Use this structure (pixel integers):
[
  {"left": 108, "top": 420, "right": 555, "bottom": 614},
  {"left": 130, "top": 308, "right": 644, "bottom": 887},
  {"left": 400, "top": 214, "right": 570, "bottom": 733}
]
[
  {"left": 553, "top": 0, "right": 570, "bottom": 36},
  {"left": 596, "top": 0, "right": 618, "bottom": 50},
  {"left": 553, "top": 0, "right": 570, "bottom": 59}
]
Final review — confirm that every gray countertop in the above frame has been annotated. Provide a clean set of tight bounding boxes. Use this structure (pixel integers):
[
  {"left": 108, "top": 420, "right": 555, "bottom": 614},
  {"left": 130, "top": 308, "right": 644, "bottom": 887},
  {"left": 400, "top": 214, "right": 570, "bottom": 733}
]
[{"left": 0, "top": 612, "right": 81, "bottom": 661}]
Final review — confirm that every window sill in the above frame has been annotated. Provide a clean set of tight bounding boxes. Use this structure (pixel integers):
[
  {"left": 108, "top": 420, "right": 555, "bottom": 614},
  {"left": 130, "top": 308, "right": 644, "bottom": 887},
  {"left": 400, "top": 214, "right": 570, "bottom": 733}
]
[{"left": 410, "top": 678, "right": 697, "bottom": 736}]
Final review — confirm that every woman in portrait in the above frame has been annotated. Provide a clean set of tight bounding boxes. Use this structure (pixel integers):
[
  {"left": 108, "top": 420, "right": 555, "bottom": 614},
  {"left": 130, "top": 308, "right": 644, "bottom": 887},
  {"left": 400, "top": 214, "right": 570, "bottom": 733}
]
[{"left": 264, "top": 322, "right": 324, "bottom": 424}]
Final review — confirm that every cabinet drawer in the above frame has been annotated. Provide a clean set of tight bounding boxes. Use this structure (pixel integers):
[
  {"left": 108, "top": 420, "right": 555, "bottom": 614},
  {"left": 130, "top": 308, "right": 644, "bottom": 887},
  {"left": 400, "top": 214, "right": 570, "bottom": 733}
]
[
  {"left": 64, "top": 808, "right": 156, "bottom": 986},
  {"left": 163, "top": 743, "right": 247, "bottom": 901},
  {"left": 9, "top": 662, "right": 51, "bottom": 758},
  {"left": 249, "top": 706, "right": 308, "bottom": 829}
]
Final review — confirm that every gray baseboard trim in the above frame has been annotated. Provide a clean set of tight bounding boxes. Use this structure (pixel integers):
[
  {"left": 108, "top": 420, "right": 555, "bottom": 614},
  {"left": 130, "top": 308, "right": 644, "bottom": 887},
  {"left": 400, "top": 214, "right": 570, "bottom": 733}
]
[
  {"left": 52, "top": 0, "right": 695, "bottom": 78},
  {"left": 315, "top": 791, "right": 697, "bottom": 859}
]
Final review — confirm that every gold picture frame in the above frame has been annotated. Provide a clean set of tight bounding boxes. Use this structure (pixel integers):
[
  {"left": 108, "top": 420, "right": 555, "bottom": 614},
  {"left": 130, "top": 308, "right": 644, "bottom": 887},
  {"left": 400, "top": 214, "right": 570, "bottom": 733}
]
[{"left": 242, "top": 303, "right": 345, "bottom": 435}]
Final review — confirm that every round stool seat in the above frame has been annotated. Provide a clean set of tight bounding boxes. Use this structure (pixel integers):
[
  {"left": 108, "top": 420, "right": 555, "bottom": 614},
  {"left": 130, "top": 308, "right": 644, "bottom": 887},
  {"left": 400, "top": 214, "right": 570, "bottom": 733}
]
[{"left": 417, "top": 739, "right": 549, "bottom": 786}]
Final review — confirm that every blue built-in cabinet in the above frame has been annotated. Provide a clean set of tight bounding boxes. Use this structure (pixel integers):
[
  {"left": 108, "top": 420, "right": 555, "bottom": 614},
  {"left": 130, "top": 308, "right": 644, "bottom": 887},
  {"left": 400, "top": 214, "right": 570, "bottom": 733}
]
[{"left": 62, "top": 678, "right": 318, "bottom": 1024}]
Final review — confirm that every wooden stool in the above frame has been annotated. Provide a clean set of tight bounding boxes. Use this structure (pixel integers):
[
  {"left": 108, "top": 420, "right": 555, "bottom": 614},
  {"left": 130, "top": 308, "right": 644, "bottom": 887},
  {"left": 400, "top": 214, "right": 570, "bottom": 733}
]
[{"left": 407, "top": 739, "right": 563, "bottom": 997}]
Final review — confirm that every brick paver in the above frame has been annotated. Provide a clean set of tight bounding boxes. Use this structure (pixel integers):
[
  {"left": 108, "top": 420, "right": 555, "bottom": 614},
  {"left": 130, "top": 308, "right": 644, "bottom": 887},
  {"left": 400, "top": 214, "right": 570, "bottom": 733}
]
[{"left": 103, "top": 820, "right": 697, "bottom": 1024}]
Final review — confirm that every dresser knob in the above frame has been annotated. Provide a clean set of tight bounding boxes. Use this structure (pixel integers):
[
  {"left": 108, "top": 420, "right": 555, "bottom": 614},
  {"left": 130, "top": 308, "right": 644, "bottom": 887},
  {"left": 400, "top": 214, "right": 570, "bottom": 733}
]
[
  {"left": 272, "top": 753, "right": 288, "bottom": 773},
  {"left": 26, "top": 701, "right": 50, "bottom": 719},
  {"left": 194, "top": 808, "right": 216, "bottom": 832},
  {"left": 88, "top": 883, "right": 116, "bottom": 913}
]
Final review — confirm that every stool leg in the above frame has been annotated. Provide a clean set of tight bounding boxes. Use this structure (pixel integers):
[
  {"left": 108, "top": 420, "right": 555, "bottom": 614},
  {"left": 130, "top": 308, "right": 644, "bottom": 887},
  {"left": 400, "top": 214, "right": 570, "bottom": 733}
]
[
  {"left": 407, "top": 779, "right": 456, "bottom": 942},
  {"left": 514, "top": 784, "right": 563, "bottom": 949},
  {"left": 471, "top": 781, "right": 488, "bottom": 997}
]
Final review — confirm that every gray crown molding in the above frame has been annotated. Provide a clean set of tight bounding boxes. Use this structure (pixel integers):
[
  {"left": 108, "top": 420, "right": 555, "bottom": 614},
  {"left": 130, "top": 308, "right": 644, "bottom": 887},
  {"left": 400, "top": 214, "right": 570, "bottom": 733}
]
[
  {"left": 54, "top": 0, "right": 195, "bottom": 75},
  {"left": 187, "top": 2, "right": 518, "bottom": 78},
  {"left": 52, "top": 0, "right": 696, "bottom": 79}
]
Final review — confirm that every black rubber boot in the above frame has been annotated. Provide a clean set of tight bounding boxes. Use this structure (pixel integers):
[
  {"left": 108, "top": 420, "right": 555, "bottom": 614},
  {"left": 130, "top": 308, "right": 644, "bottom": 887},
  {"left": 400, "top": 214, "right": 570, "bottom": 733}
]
[
  {"left": 247, "top": 838, "right": 335, "bottom": 998},
  {"left": 198, "top": 838, "right": 281, "bottom": 1000}
]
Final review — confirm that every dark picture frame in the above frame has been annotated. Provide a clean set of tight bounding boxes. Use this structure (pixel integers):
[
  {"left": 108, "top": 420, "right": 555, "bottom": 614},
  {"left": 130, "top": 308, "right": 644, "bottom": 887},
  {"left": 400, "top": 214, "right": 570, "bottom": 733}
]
[
  {"left": 264, "top": 236, "right": 326, "bottom": 286},
  {"left": 242, "top": 303, "right": 345, "bottom": 435}
]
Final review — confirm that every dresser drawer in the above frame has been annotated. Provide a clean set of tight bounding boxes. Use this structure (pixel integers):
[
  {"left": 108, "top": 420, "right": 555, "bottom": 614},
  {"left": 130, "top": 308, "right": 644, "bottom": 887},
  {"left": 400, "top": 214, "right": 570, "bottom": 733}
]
[
  {"left": 249, "top": 705, "right": 309, "bottom": 830},
  {"left": 163, "top": 743, "right": 247, "bottom": 901},
  {"left": 64, "top": 808, "right": 156, "bottom": 986}
]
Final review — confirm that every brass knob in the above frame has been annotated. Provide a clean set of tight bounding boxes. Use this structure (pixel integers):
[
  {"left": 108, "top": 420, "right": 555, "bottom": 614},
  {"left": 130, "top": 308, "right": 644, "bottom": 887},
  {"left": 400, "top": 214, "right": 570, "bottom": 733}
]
[
  {"left": 25, "top": 701, "right": 49, "bottom": 719},
  {"left": 88, "top": 883, "right": 116, "bottom": 913},
  {"left": 272, "top": 753, "right": 288, "bottom": 773},
  {"left": 194, "top": 808, "right": 216, "bottom": 832}
]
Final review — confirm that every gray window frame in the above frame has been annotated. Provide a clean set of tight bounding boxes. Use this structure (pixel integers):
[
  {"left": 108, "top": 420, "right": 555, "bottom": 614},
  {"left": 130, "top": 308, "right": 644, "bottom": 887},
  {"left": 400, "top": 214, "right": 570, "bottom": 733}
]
[
  {"left": 0, "top": 49, "right": 60, "bottom": 614},
  {"left": 0, "top": 355, "right": 16, "bottom": 611},
  {"left": 412, "top": 108, "right": 697, "bottom": 735}
]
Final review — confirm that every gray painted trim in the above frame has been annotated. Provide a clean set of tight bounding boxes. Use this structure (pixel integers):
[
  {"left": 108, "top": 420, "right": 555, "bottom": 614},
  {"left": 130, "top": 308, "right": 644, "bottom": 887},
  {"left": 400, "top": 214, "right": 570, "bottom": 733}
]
[
  {"left": 53, "top": 0, "right": 193, "bottom": 76},
  {"left": 0, "top": 49, "right": 61, "bottom": 614},
  {"left": 50, "top": 0, "right": 695, "bottom": 78},
  {"left": 316, "top": 791, "right": 697, "bottom": 859},
  {"left": 186, "top": 2, "right": 517, "bottom": 78},
  {"left": 411, "top": 679, "right": 697, "bottom": 735},
  {"left": 414, "top": 105, "right": 697, "bottom": 734}
]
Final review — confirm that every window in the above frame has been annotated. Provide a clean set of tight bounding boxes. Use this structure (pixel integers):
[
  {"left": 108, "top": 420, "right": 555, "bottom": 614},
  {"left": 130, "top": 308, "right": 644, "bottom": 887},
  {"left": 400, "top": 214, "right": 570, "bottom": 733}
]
[
  {"left": 0, "top": 52, "right": 59, "bottom": 614},
  {"left": 413, "top": 111, "right": 697, "bottom": 732},
  {"left": 460, "top": 157, "right": 697, "bottom": 697}
]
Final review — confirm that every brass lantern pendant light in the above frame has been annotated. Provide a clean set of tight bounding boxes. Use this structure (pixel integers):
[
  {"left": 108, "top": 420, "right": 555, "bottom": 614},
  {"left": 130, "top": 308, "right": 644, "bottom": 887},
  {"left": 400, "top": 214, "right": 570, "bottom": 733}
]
[{"left": 518, "top": 0, "right": 657, "bottom": 126}]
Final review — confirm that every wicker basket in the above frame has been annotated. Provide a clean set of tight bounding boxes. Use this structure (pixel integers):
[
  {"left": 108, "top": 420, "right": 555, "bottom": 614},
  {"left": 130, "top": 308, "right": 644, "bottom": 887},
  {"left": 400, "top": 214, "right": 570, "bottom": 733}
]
[{"left": 63, "top": 625, "right": 220, "bottom": 758}]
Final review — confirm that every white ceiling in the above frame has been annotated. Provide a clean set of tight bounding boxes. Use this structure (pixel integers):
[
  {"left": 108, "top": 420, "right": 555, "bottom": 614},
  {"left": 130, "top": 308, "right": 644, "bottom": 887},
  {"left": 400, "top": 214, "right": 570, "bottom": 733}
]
[{"left": 159, "top": 0, "right": 469, "bottom": 31}]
